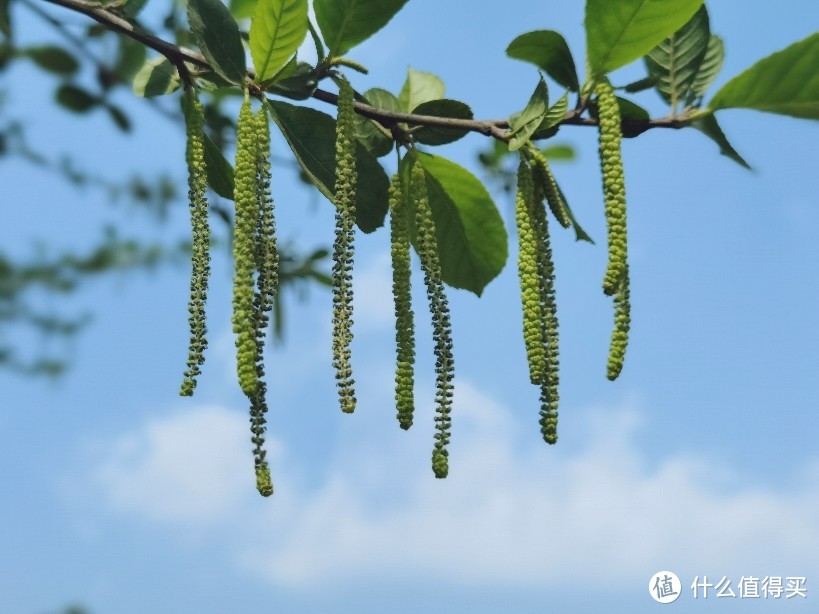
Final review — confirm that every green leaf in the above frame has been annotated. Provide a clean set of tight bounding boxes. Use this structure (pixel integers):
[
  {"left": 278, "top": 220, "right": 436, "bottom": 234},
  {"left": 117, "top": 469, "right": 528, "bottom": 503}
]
[
  {"left": 265, "top": 61, "right": 318, "bottom": 99},
  {"left": 314, "top": 0, "right": 409, "bottom": 56},
  {"left": 709, "top": 33, "right": 819, "bottom": 120},
  {"left": 230, "top": 0, "right": 256, "bottom": 19},
  {"left": 202, "top": 133, "right": 237, "bottom": 198},
  {"left": 398, "top": 67, "right": 445, "bottom": 113},
  {"left": 0, "top": 0, "right": 11, "bottom": 38},
  {"left": 250, "top": 0, "right": 308, "bottom": 83},
  {"left": 267, "top": 100, "right": 389, "bottom": 232},
  {"left": 187, "top": 0, "right": 247, "bottom": 85},
  {"left": 508, "top": 76, "right": 549, "bottom": 151},
  {"left": 644, "top": 5, "right": 710, "bottom": 107},
  {"left": 413, "top": 99, "right": 473, "bottom": 146},
  {"left": 621, "top": 75, "right": 658, "bottom": 93},
  {"left": 114, "top": 38, "right": 147, "bottom": 82},
  {"left": 538, "top": 91, "right": 568, "bottom": 132},
  {"left": 24, "top": 46, "right": 79, "bottom": 75},
  {"left": 691, "top": 114, "right": 751, "bottom": 170},
  {"left": 105, "top": 103, "right": 131, "bottom": 132},
  {"left": 354, "top": 88, "right": 399, "bottom": 157},
  {"left": 55, "top": 84, "right": 98, "bottom": 113},
  {"left": 133, "top": 56, "right": 180, "bottom": 97},
  {"left": 407, "top": 153, "right": 508, "bottom": 296},
  {"left": 687, "top": 34, "right": 724, "bottom": 104},
  {"left": 590, "top": 95, "right": 649, "bottom": 137},
  {"left": 585, "top": 0, "right": 705, "bottom": 75},
  {"left": 506, "top": 30, "right": 579, "bottom": 91},
  {"left": 541, "top": 144, "right": 575, "bottom": 161}
]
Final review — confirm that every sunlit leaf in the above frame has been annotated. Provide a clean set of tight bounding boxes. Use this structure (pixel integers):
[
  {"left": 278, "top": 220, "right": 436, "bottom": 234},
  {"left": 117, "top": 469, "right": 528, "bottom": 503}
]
[
  {"left": 314, "top": 0, "right": 409, "bottom": 56},
  {"left": 585, "top": 0, "right": 705, "bottom": 74},
  {"left": 250, "top": 0, "right": 308, "bottom": 83},
  {"left": 709, "top": 33, "right": 819, "bottom": 119}
]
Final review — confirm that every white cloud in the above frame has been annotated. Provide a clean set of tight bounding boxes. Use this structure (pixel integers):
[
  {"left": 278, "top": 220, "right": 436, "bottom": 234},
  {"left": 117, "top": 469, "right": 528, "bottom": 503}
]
[
  {"left": 88, "top": 386, "right": 819, "bottom": 590},
  {"left": 94, "top": 405, "right": 267, "bottom": 525}
]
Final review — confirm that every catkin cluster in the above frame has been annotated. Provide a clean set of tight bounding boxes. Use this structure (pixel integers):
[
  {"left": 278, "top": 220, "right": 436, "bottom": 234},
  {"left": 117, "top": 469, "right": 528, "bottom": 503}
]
[
  {"left": 179, "top": 88, "right": 211, "bottom": 397},
  {"left": 515, "top": 154, "right": 560, "bottom": 444},
  {"left": 389, "top": 173, "right": 416, "bottom": 430},
  {"left": 411, "top": 162, "right": 455, "bottom": 478},
  {"left": 232, "top": 99, "right": 279, "bottom": 497},
  {"left": 596, "top": 78, "right": 632, "bottom": 380},
  {"left": 331, "top": 77, "right": 358, "bottom": 414}
]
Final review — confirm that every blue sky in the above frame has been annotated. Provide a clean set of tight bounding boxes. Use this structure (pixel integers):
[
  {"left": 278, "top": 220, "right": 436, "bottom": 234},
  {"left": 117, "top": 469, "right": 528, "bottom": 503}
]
[{"left": 1, "top": 1, "right": 818, "bottom": 612}]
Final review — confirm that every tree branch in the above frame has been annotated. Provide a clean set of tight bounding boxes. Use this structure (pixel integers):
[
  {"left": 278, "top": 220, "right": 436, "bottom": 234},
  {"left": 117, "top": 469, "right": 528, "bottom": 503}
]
[{"left": 42, "top": 0, "right": 692, "bottom": 141}]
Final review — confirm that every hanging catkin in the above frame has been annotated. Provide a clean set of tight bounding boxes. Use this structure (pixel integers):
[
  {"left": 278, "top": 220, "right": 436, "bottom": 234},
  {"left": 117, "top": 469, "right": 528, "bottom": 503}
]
[
  {"left": 527, "top": 145, "right": 571, "bottom": 230},
  {"left": 411, "top": 161, "right": 455, "bottom": 478},
  {"left": 596, "top": 77, "right": 632, "bottom": 379},
  {"left": 331, "top": 77, "right": 358, "bottom": 414},
  {"left": 519, "top": 153, "right": 560, "bottom": 443},
  {"left": 607, "top": 265, "right": 630, "bottom": 381},
  {"left": 515, "top": 156, "right": 547, "bottom": 386},
  {"left": 232, "top": 97, "right": 259, "bottom": 398},
  {"left": 596, "top": 78, "right": 628, "bottom": 297},
  {"left": 249, "top": 104, "right": 278, "bottom": 497},
  {"left": 389, "top": 172, "right": 416, "bottom": 430},
  {"left": 179, "top": 88, "right": 211, "bottom": 397}
]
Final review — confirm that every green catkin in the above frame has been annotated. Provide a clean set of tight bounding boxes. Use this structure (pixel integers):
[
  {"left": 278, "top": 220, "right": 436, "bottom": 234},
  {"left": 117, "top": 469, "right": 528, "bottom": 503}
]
[
  {"left": 527, "top": 145, "right": 571, "bottom": 230},
  {"left": 331, "top": 77, "right": 358, "bottom": 414},
  {"left": 389, "top": 172, "right": 416, "bottom": 430},
  {"left": 515, "top": 157, "right": 547, "bottom": 386},
  {"left": 607, "top": 265, "right": 630, "bottom": 381},
  {"left": 597, "top": 78, "right": 632, "bottom": 379},
  {"left": 232, "top": 97, "right": 259, "bottom": 398},
  {"left": 596, "top": 78, "right": 628, "bottom": 297},
  {"left": 249, "top": 105, "right": 278, "bottom": 497},
  {"left": 180, "top": 88, "right": 211, "bottom": 397},
  {"left": 411, "top": 161, "right": 455, "bottom": 478},
  {"left": 528, "top": 162, "right": 560, "bottom": 444}
]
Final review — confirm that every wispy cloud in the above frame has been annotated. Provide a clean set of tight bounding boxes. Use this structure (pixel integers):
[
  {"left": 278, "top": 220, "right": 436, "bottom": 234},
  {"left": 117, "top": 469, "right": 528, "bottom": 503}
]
[{"left": 87, "top": 385, "right": 819, "bottom": 590}]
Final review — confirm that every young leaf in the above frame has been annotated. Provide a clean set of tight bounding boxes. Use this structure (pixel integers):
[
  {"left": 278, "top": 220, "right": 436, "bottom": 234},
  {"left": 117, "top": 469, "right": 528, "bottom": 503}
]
[
  {"left": 354, "top": 88, "right": 399, "bottom": 157},
  {"left": 250, "top": 0, "right": 308, "bottom": 83},
  {"left": 314, "top": 0, "right": 409, "bottom": 56},
  {"left": 133, "top": 56, "right": 180, "bottom": 97},
  {"left": 506, "top": 30, "right": 579, "bottom": 91},
  {"left": 406, "top": 153, "right": 508, "bottom": 296},
  {"left": 399, "top": 67, "right": 445, "bottom": 113},
  {"left": 509, "top": 76, "right": 549, "bottom": 151},
  {"left": 24, "top": 46, "right": 79, "bottom": 75},
  {"left": 687, "top": 34, "right": 724, "bottom": 104},
  {"left": 538, "top": 92, "right": 569, "bottom": 132},
  {"left": 202, "top": 133, "right": 237, "bottom": 198},
  {"left": 644, "top": 5, "right": 710, "bottom": 108},
  {"left": 413, "top": 99, "right": 473, "bottom": 146},
  {"left": 691, "top": 114, "right": 751, "bottom": 170},
  {"left": 709, "top": 33, "right": 819, "bottom": 119},
  {"left": 187, "top": 0, "right": 247, "bottom": 85},
  {"left": 267, "top": 100, "right": 389, "bottom": 232},
  {"left": 585, "top": 0, "right": 704, "bottom": 75}
]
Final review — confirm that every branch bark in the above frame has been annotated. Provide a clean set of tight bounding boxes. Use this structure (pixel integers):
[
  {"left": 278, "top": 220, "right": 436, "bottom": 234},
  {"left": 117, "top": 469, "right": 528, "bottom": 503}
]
[{"left": 42, "top": 0, "right": 692, "bottom": 140}]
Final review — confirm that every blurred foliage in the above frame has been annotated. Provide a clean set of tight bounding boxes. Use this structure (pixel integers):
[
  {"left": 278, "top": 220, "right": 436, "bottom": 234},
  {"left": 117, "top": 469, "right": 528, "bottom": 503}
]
[{"left": 0, "top": 0, "right": 329, "bottom": 377}]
